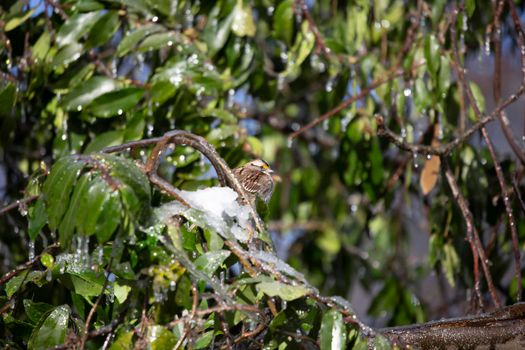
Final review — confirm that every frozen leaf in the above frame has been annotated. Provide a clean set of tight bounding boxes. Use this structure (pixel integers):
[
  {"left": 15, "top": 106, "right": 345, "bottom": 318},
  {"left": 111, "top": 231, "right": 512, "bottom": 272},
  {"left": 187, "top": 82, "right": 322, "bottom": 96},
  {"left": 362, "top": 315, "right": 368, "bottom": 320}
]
[
  {"left": 256, "top": 281, "right": 309, "bottom": 301},
  {"left": 319, "top": 309, "right": 346, "bottom": 350},
  {"left": 250, "top": 250, "right": 309, "bottom": 284},
  {"left": 194, "top": 250, "right": 230, "bottom": 277},
  {"left": 23, "top": 300, "right": 54, "bottom": 324},
  {"left": 6, "top": 271, "right": 45, "bottom": 298},
  {"left": 28, "top": 305, "right": 70, "bottom": 350}
]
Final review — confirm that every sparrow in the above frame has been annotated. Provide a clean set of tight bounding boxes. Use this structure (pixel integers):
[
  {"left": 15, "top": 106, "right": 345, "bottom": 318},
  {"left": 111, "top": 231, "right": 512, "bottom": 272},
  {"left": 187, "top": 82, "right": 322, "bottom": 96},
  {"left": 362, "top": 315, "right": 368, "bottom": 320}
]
[{"left": 233, "top": 159, "right": 276, "bottom": 205}]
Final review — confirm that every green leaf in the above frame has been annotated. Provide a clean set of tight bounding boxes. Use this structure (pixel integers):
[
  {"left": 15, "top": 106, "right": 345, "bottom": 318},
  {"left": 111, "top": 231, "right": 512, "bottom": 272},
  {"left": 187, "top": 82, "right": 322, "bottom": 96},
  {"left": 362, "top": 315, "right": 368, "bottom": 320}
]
[
  {"left": 466, "top": 0, "right": 475, "bottom": 17},
  {"left": 6, "top": 271, "right": 45, "bottom": 298},
  {"left": 123, "top": 112, "right": 146, "bottom": 141},
  {"left": 428, "top": 234, "right": 444, "bottom": 266},
  {"left": 203, "top": 229, "right": 224, "bottom": 251},
  {"left": 203, "top": 5, "right": 234, "bottom": 57},
  {"left": 150, "top": 81, "right": 177, "bottom": 103},
  {"left": 232, "top": 0, "right": 256, "bottom": 37},
  {"left": 468, "top": 82, "right": 485, "bottom": 117},
  {"left": 110, "top": 330, "right": 134, "bottom": 350},
  {"left": 204, "top": 108, "right": 237, "bottom": 123},
  {"left": 5, "top": 9, "right": 35, "bottom": 31},
  {"left": 52, "top": 42, "right": 84, "bottom": 70},
  {"left": 86, "top": 11, "right": 120, "bottom": 47},
  {"left": 194, "top": 250, "right": 230, "bottom": 277},
  {"left": 102, "top": 154, "right": 151, "bottom": 204},
  {"left": 424, "top": 35, "right": 440, "bottom": 75},
  {"left": 194, "top": 330, "right": 214, "bottom": 349},
  {"left": 84, "top": 130, "right": 124, "bottom": 153},
  {"left": 114, "top": 283, "right": 132, "bottom": 303},
  {"left": 256, "top": 281, "right": 309, "bottom": 301},
  {"left": 443, "top": 242, "right": 459, "bottom": 287},
  {"left": 28, "top": 305, "right": 70, "bottom": 350},
  {"left": 148, "top": 325, "right": 178, "bottom": 350},
  {"left": 0, "top": 83, "right": 16, "bottom": 117},
  {"left": 319, "top": 309, "right": 346, "bottom": 350},
  {"left": 87, "top": 87, "right": 144, "bottom": 118},
  {"left": 58, "top": 173, "right": 92, "bottom": 246},
  {"left": 28, "top": 197, "right": 47, "bottom": 241},
  {"left": 117, "top": 24, "right": 164, "bottom": 56},
  {"left": 281, "top": 21, "right": 315, "bottom": 79},
  {"left": 76, "top": 0, "right": 105, "bottom": 11},
  {"left": 75, "top": 177, "right": 111, "bottom": 235},
  {"left": 23, "top": 300, "right": 54, "bottom": 324},
  {"left": 33, "top": 31, "right": 51, "bottom": 62},
  {"left": 43, "top": 157, "right": 85, "bottom": 231},
  {"left": 137, "top": 32, "right": 180, "bottom": 52},
  {"left": 70, "top": 292, "right": 85, "bottom": 319},
  {"left": 66, "top": 270, "right": 105, "bottom": 298},
  {"left": 56, "top": 12, "right": 101, "bottom": 47},
  {"left": 273, "top": 0, "right": 294, "bottom": 44},
  {"left": 62, "top": 77, "right": 121, "bottom": 111},
  {"left": 109, "top": 0, "right": 152, "bottom": 15},
  {"left": 96, "top": 190, "right": 122, "bottom": 243}
]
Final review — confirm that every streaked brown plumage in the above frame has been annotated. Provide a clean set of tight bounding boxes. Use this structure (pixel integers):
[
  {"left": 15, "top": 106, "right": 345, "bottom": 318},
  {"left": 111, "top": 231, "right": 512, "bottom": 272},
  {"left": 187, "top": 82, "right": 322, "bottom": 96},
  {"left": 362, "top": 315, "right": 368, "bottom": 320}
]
[{"left": 233, "top": 159, "right": 275, "bottom": 205}]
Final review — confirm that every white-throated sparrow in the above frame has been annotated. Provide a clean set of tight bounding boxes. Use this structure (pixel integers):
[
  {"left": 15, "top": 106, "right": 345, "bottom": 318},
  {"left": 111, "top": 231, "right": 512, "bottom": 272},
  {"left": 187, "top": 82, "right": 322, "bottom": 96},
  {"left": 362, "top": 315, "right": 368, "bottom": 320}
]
[{"left": 233, "top": 159, "right": 275, "bottom": 205}]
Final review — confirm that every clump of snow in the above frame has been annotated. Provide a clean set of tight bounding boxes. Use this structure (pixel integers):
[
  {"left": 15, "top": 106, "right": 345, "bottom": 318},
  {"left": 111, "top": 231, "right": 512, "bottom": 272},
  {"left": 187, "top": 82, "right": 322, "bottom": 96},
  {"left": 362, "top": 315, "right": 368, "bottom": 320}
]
[{"left": 155, "top": 187, "right": 252, "bottom": 242}]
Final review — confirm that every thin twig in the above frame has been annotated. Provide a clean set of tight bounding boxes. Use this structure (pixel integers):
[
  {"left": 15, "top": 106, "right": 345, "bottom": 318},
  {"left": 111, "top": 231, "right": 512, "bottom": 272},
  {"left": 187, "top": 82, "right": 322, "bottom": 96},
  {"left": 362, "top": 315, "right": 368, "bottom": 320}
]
[
  {"left": 0, "top": 195, "right": 38, "bottom": 216},
  {"left": 451, "top": 7, "right": 520, "bottom": 303},
  {"left": 443, "top": 161, "right": 501, "bottom": 308},
  {"left": 295, "top": 0, "right": 336, "bottom": 62},
  {"left": 0, "top": 242, "right": 59, "bottom": 286},
  {"left": 492, "top": 0, "right": 525, "bottom": 165},
  {"left": 512, "top": 172, "right": 525, "bottom": 217},
  {"left": 289, "top": 66, "right": 410, "bottom": 140},
  {"left": 375, "top": 85, "right": 525, "bottom": 156},
  {"left": 507, "top": 0, "right": 525, "bottom": 84},
  {"left": 79, "top": 258, "right": 114, "bottom": 350}
]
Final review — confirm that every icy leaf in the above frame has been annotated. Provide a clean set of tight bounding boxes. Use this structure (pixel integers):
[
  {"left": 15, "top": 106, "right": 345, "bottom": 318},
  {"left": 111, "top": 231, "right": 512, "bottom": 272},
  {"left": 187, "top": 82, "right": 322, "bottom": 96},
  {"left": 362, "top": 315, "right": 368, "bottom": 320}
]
[
  {"left": 194, "top": 250, "right": 230, "bottom": 277},
  {"left": 28, "top": 305, "right": 70, "bottom": 350},
  {"left": 319, "top": 309, "right": 346, "bottom": 350},
  {"left": 23, "top": 300, "right": 54, "bottom": 324},
  {"left": 256, "top": 281, "right": 309, "bottom": 301}
]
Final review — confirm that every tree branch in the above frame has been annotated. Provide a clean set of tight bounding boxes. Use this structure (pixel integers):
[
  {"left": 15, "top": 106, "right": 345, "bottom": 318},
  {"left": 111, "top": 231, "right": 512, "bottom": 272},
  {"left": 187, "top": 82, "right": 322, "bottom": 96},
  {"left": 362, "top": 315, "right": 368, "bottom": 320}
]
[{"left": 379, "top": 303, "right": 525, "bottom": 348}]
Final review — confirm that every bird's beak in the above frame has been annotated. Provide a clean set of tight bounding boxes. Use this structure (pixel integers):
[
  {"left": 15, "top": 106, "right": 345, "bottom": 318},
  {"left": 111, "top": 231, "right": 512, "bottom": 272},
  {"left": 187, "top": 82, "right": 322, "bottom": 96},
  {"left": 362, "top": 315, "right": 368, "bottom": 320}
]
[{"left": 271, "top": 172, "right": 282, "bottom": 182}]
